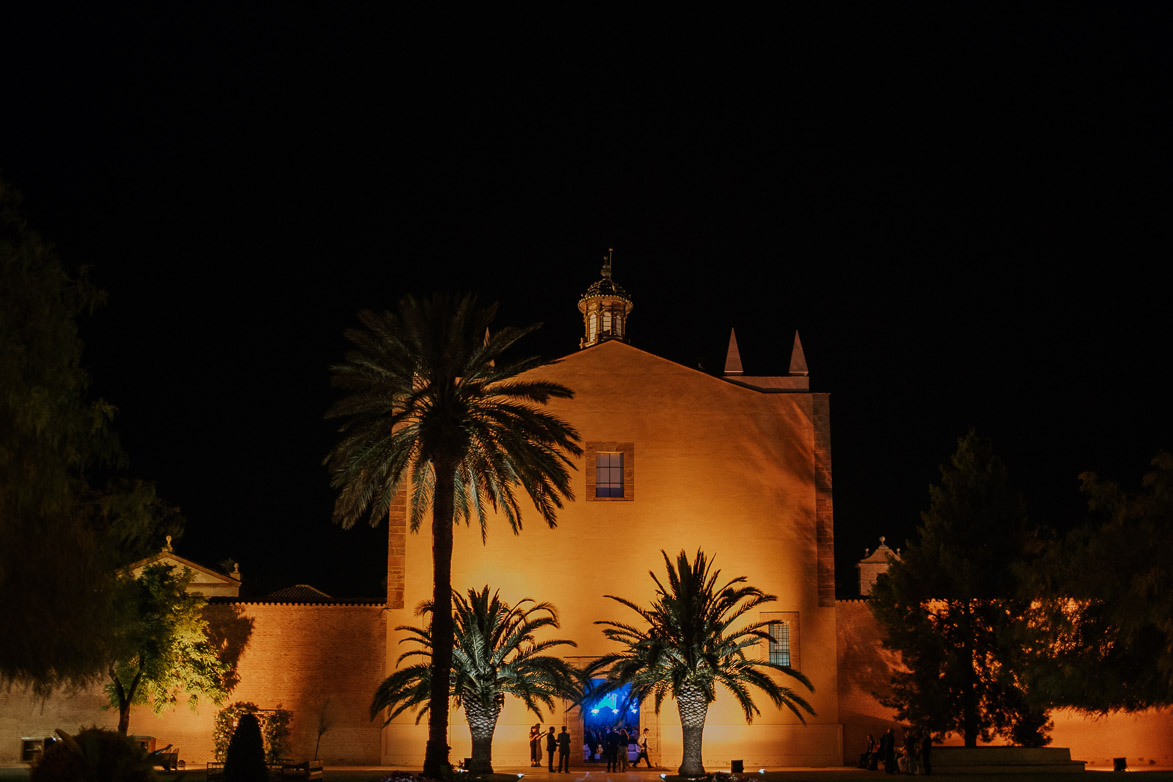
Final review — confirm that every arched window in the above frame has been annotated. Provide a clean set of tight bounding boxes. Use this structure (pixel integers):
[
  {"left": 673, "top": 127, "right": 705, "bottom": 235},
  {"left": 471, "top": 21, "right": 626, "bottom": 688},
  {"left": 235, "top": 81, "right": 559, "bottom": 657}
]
[
  {"left": 588, "top": 312, "right": 597, "bottom": 341},
  {"left": 602, "top": 310, "right": 612, "bottom": 334}
]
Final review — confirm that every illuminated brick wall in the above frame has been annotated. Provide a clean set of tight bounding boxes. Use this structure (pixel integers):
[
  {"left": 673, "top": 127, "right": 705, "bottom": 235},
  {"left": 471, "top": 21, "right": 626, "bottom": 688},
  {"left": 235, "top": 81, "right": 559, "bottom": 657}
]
[
  {"left": 203, "top": 602, "right": 385, "bottom": 764},
  {"left": 0, "top": 602, "right": 385, "bottom": 765}
]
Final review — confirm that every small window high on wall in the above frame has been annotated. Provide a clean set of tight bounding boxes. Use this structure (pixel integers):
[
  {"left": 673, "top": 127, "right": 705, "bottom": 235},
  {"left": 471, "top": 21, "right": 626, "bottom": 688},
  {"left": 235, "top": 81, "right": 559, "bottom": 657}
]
[
  {"left": 596, "top": 453, "right": 623, "bottom": 497},
  {"left": 762, "top": 611, "right": 800, "bottom": 669},
  {"left": 585, "top": 441, "right": 635, "bottom": 501}
]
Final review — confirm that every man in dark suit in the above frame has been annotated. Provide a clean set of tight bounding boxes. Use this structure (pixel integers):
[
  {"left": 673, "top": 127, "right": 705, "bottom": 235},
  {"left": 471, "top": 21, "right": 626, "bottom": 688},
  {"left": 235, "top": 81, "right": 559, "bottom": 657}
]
[
  {"left": 557, "top": 726, "right": 571, "bottom": 772},
  {"left": 604, "top": 727, "right": 621, "bottom": 772},
  {"left": 546, "top": 726, "right": 557, "bottom": 771}
]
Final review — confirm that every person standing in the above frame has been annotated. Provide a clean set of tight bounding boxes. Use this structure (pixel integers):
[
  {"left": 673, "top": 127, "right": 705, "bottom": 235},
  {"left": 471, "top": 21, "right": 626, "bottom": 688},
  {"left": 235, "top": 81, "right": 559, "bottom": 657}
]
[
  {"left": 546, "top": 726, "right": 557, "bottom": 772},
  {"left": 921, "top": 731, "right": 933, "bottom": 776},
  {"left": 557, "top": 726, "right": 571, "bottom": 772},
  {"left": 619, "top": 727, "right": 630, "bottom": 771},
  {"left": 604, "top": 726, "right": 620, "bottom": 772},
  {"left": 529, "top": 724, "right": 541, "bottom": 768},
  {"left": 880, "top": 728, "right": 896, "bottom": 774},
  {"left": 635, "top": 728, "right": 652, "bottom": 768}
]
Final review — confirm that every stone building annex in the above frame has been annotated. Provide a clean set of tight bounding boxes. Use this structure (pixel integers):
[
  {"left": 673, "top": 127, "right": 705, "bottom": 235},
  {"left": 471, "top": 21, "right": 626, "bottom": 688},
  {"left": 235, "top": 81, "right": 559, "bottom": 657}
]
[{"left": 3, "top": 260, "right": 1171, "bottom": 769}]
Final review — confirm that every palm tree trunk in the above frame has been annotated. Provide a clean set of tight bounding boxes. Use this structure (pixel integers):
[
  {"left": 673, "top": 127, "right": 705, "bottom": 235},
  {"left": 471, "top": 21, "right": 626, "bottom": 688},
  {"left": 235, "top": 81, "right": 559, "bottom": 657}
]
[
  {"left": 676, "top": 684, "right": 709, "bottom": 778},
  {"left": 424, "top": 459, "right": 457, "bottom": 779},
  {"left": 463, "top": 697, "right": 501, "bottom": 774}
]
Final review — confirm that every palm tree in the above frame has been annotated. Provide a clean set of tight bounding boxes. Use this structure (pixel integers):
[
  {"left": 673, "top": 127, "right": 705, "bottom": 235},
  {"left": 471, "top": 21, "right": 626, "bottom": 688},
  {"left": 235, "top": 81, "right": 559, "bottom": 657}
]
[
  {"left": 589, "top": 549, "right": 816, "bottom": 778},
  {"left": 324, "top": 293, "right": 581, "bottom": 778},
  {"left": 371, "top": 587, "right": 580, "bottom": 774}
]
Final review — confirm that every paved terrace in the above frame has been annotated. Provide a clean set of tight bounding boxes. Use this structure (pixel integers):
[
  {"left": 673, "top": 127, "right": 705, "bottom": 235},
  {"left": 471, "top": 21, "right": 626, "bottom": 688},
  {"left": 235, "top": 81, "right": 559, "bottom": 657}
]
[{"left": 5, "top": 765, "right": 1173, "bottom": 781}]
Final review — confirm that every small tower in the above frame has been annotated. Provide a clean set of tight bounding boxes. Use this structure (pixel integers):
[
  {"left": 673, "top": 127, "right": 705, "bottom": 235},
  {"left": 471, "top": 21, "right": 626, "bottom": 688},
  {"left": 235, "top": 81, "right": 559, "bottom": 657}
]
[
  {"left": 857, "top": 536, "right": 900, "bottom": 596},
  {"left": 578, "top": 248, "right": 634, "bottom": 349}
]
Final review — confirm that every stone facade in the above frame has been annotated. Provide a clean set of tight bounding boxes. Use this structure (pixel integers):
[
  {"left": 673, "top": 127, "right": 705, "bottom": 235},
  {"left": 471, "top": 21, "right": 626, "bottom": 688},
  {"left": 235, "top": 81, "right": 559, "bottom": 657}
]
[{"left": 382, "top": 337, "right": 845, "bottom": 769}]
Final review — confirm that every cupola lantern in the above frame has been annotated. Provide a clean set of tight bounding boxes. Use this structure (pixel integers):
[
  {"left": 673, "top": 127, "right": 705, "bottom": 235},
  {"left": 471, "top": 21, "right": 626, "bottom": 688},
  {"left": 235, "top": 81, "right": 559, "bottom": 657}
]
[{"left": 578, "top": 248, "right": 634, "bottom": 349}]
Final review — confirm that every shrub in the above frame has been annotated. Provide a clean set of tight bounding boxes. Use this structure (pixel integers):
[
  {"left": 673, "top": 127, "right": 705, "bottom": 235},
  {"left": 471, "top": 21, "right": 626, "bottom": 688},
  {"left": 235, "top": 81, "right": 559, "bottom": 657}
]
[
  {"left": 214, "top": 701, "right": 294, "bottom": 763},
  {"left": 32, "top": 727, "right": 156, "bottom": 782},
  {"left": 224, "top": 713, "right": 268, "bottom": 782}
]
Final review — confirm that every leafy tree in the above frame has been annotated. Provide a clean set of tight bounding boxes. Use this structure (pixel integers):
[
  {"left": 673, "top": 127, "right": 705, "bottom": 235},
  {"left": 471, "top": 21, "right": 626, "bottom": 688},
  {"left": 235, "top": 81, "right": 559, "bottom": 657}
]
[
  {"left": 1, "top": 178, "right": 186, "bottom": 695},
  {"left": 106, "top": 563, "right": 231, "bottom": 735},
  {"left": 588, "top": 549, "right": 815, "bottom": 778},
  {"left": 870, "top": 431, "right": 1049, "bottom": 747},
  {"left": 325, "top": 293, "right": 582, "bottom": 777},
  {"left": 372, "top": 586, "right": 579, "bottom": 773},
  {"left": 1027, "top": 452, "right": 1173, "bottom": 712},
  {"left": 1, "top": 176, "right": 123, "bottom": 693}
]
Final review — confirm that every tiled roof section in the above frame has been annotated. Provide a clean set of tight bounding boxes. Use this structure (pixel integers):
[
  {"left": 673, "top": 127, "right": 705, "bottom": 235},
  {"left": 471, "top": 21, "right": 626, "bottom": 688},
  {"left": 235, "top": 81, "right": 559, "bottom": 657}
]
[
  {"left": 262, "top": 584, "right": 334, "bottom": 603},
  {"left": 580, "top": 276, "right": 631, "bottom": 301}
]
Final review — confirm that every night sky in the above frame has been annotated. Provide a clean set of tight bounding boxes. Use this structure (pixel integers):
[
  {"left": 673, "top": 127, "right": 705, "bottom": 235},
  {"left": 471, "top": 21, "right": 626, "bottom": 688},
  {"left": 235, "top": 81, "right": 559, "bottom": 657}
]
[{"left": 3, "top": 6, "right": 1170, "bottom": 599}]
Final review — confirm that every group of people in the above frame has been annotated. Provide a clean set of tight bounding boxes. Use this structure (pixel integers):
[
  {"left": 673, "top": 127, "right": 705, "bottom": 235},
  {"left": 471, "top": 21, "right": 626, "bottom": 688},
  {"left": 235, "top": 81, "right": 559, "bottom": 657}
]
[
  {"left": 586, "top": 725, "right": 652, "bottom": 771},
  {"left": 530, "top": 725, "right": 574, "bottom": 772},
  {"left": 529, "top": 724, "right": 652, "bottom": 772},
  {"left": 859, "top": 728, "right": 932, "bottom": 775}
]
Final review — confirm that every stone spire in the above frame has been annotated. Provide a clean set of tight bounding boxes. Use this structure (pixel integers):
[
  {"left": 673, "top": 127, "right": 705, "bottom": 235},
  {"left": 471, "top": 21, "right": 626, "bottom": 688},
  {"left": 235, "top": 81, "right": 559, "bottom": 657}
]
[
  {"left": 789, "top": 331, "right": 809, "bottom": 376},
  {"left": 724, "top": 329, "right": 743, "bottom": 375},
  {"left": 578, "top": 248, "right": 634, "bottom": 349}
]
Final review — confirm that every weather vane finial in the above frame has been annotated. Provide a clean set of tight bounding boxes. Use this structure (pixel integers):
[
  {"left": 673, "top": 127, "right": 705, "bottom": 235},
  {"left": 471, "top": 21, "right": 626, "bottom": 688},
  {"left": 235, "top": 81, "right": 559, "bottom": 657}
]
[{"left": 601, "top": 248, "right": 614, "bottom": 279}]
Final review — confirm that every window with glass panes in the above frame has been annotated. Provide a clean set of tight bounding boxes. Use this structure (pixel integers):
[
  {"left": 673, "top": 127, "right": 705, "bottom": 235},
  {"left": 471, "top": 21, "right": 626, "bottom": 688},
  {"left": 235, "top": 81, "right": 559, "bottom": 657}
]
[
  {"left": 595, "top": 453, "right": 624, "bottom": 497},
  {"left": 769, "top": 621, "right": 791, "bottom": 666}
]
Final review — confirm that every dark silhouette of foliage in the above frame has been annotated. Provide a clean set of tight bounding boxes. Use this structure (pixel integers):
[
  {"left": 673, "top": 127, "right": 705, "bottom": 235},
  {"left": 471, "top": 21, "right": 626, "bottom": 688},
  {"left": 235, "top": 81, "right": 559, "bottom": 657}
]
[
  {"left": 214, "top": 702, "right": 294, "bottom": 763},
  {"left": 1, "top": 177, "right": 186, "bottom": 695},
  {"left": 1028, "top": 452, "right": 1173, "bottom": 712},
  {"left": 325, "top": 293, "right": 581, "bottom": 777},
  {"left": 31, "top": 727, "right": 156, "bottom": 782},
  {"left": 589, "top": 549, "right": 814, "bottom": 777},
  {"left": 870, "top": 432, "right": 1049, "bottom": 747},
  {"left": 224, "top": 713, "right": 268, "bottom": 782}
]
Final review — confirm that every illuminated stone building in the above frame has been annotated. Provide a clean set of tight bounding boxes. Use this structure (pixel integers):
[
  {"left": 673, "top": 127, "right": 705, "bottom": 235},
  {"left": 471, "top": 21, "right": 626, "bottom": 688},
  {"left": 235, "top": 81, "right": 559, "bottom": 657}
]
[
  {"left": 4, "top": 262, "right": 1172, "bottom": 769},
  {"left": 383, "top": 259, "right": 842, "bottom": 768}
]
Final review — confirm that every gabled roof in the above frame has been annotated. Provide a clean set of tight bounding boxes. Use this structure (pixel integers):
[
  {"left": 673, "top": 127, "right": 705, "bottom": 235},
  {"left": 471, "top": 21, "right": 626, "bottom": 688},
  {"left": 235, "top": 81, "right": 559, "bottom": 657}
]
[
  {"left": 552, "top": 338, "right": 812, "bottom": 395},
  {"left": 126, "top": 537, "right": 241, "bottom": 597},
  {"left": 262, "top": 584, "right": 334, "bottom": 603}
]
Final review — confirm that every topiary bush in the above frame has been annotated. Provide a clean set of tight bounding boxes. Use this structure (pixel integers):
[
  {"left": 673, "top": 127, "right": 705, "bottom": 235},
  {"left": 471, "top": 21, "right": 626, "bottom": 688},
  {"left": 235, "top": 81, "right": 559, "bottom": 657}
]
[
  {"left": 224, "top": 712, "right": 268, "bottom": 782},
  {"left": 214, "top": 701, "right": 294, "bottom": 763},
  {"left": 32, "top": 727, "right": 157, "bottom": 782}
]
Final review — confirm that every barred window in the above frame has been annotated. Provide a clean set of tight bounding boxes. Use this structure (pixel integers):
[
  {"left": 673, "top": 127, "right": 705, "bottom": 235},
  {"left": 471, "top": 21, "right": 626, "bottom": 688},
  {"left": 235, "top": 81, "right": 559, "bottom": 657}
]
[{"left": 768, "top": 621, "right": 791, "bottom": 667}]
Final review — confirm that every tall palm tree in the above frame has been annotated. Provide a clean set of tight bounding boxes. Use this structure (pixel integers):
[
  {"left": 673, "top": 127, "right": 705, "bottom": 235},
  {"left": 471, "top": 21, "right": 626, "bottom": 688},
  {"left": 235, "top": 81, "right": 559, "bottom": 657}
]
[
  {"left": 324, "top": 293, "right": 582, "bottom": 777},
  {"left": 589, "top": 549, "right": 816, "bottom": 778},
  {"left": 371, "top": 587, "right": 580, "bottom": 774}
]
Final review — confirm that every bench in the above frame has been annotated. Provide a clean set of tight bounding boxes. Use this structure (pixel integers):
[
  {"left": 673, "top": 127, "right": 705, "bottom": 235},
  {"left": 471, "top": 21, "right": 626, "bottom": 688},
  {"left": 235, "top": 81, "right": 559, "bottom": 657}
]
[
  {"left": 149, "top": 745, "right": 180, "bottom": 771},
  {"left": 280, "top": 760, "right": 324, "bottom": 780},
  {"left": 206, "top": 762, "right": 224, "bottom": 780}
]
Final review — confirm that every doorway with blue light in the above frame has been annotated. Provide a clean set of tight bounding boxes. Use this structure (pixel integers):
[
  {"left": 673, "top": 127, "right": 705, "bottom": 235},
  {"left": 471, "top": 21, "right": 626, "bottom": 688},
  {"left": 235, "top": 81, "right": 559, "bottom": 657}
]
[{"left": 581, "top": 678, "right": 641, "bottom": 765}]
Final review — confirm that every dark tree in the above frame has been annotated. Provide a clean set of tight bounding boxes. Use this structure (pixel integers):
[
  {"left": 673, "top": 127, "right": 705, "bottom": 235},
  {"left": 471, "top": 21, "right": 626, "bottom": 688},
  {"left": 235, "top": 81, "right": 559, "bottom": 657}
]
[
  {"left": 0, "top": 178, "right": 131, "bottom": 693},
  {"left": 870, "top": 432, "right": 1050, "bottom": 747},
  {"left": 589, "top": 549, "right": 814, "bottom": 778},
  {"left": 1, "top": 178, "right": 188, "bottom": 696},
  {"left": 1028, "top": 452, "right": 1173, "bottom": 712},
  {"left": 324, "top": 293, "right": 582, "bottom": 778},
  {"left": 224, "top": 713, "right": 268, "bottom": 782}
]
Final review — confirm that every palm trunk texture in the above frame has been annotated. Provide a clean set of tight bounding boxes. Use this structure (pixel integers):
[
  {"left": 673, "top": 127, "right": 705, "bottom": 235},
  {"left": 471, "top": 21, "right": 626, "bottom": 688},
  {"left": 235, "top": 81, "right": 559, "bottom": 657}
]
[
  {"left": 677, "top": 685, "right": 709, "bottom": 778},
  {"left": 463, "top": 696, "right": 501, "bottom": 774},
  {"left": 424, "top": 461, "right": 457, "bottom": 779}
]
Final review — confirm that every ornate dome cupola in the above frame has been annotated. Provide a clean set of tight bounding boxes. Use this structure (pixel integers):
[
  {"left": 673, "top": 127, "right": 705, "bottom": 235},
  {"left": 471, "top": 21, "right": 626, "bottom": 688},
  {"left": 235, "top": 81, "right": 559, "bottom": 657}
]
[{"left": 578, "top": 248, "right": 634, "bottom": 349}]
